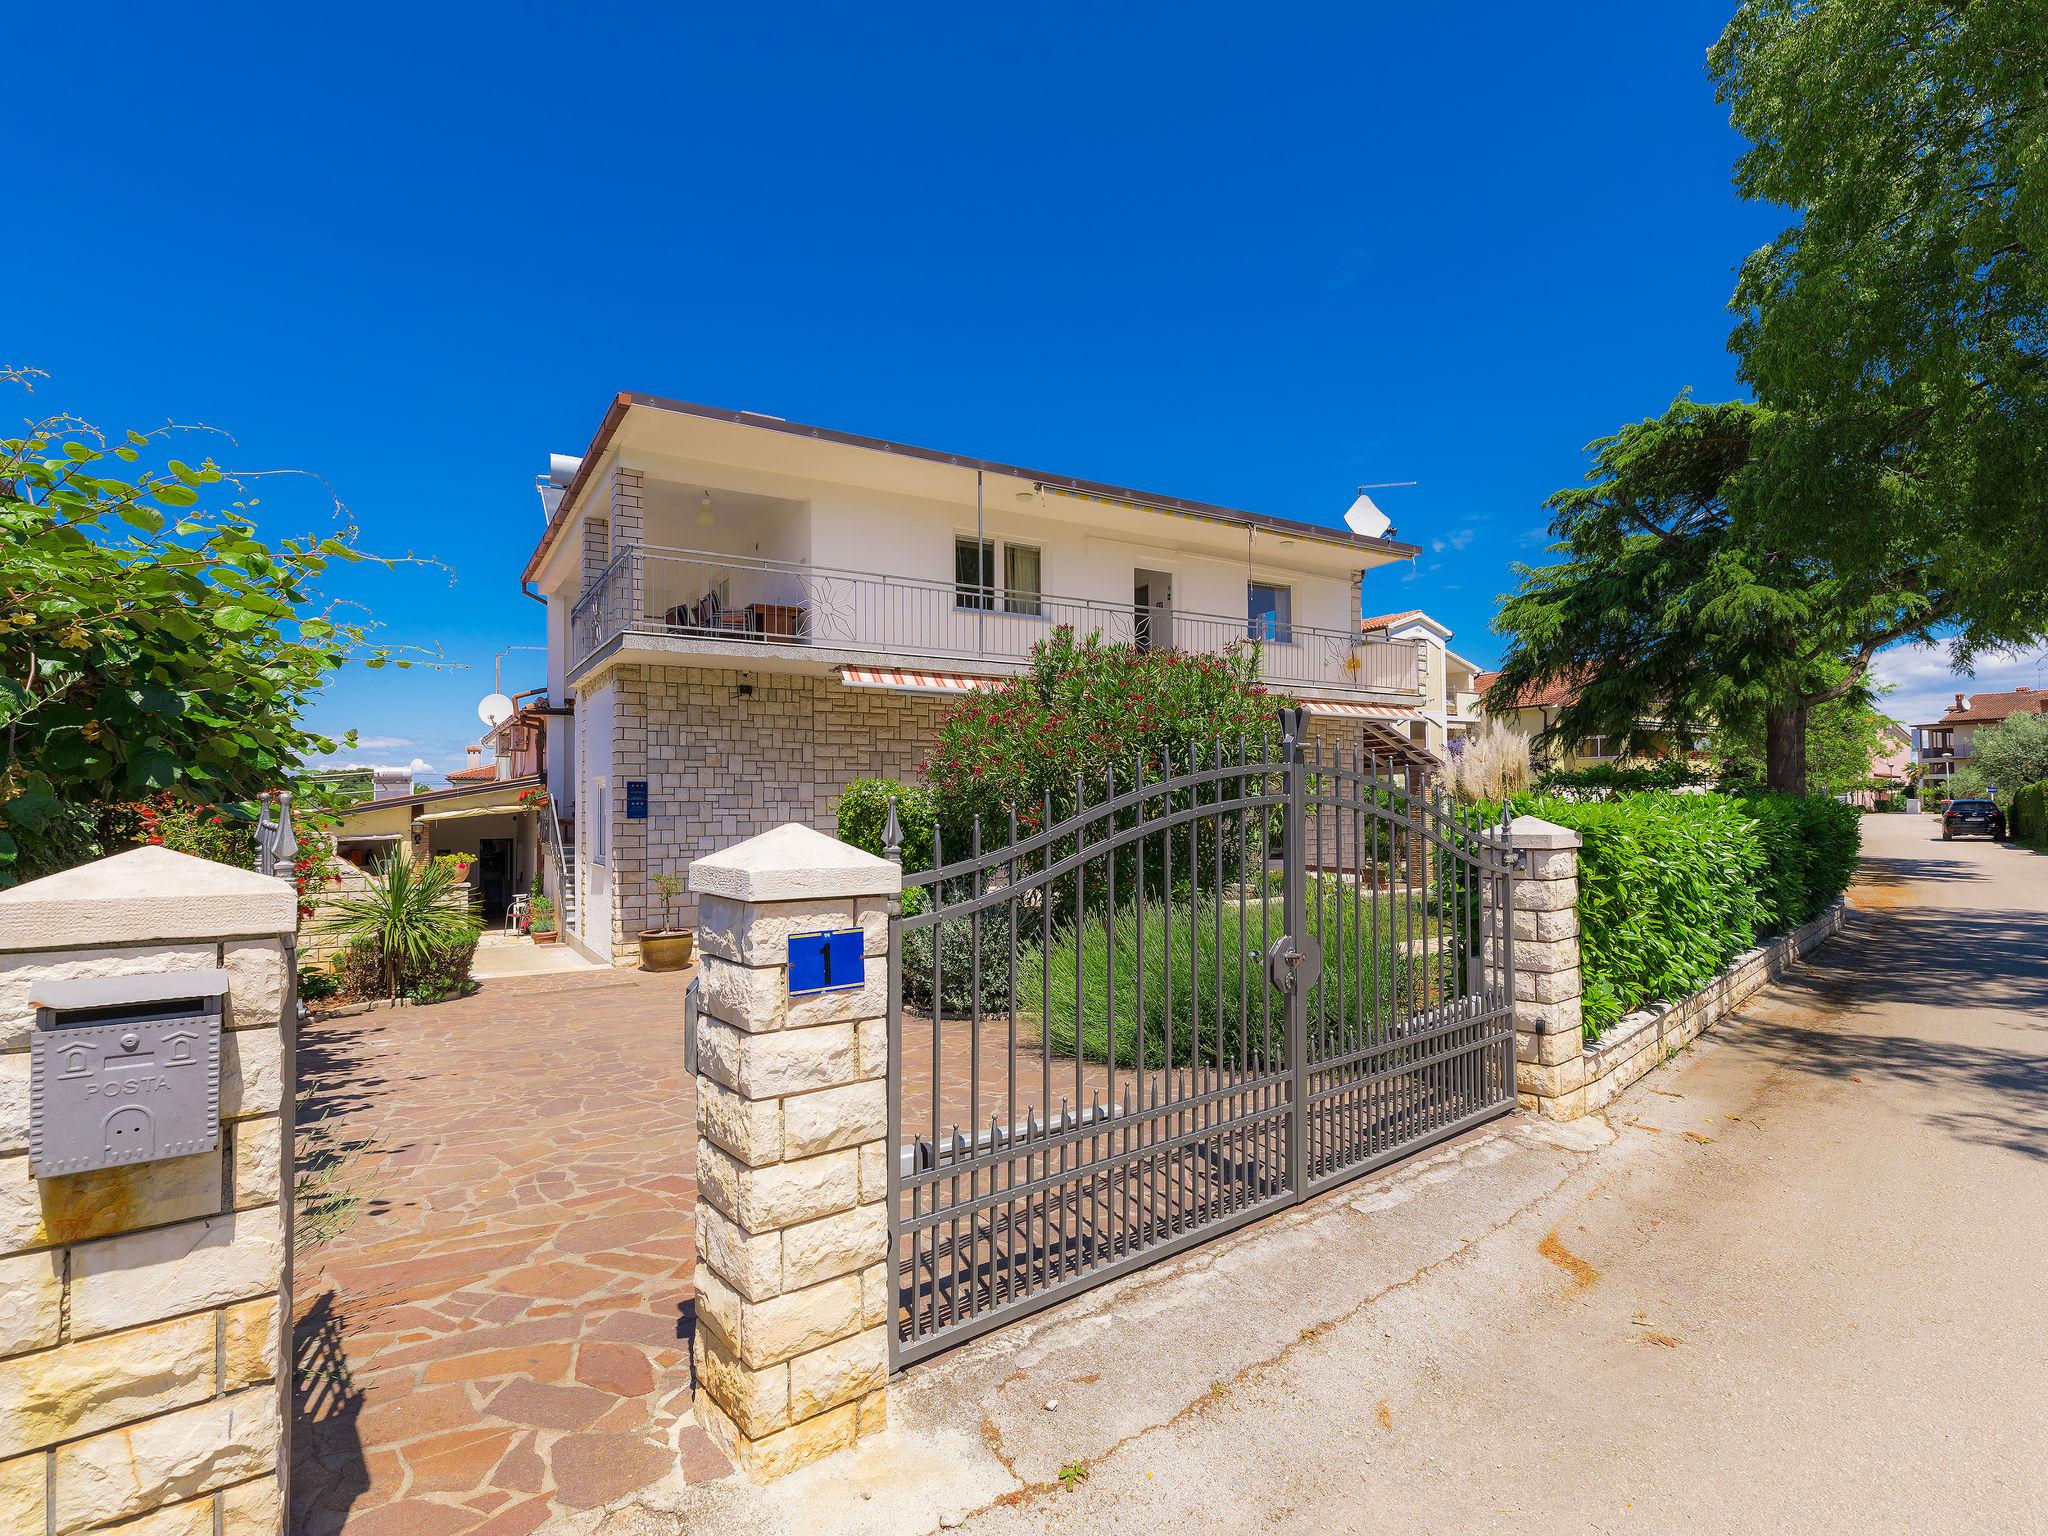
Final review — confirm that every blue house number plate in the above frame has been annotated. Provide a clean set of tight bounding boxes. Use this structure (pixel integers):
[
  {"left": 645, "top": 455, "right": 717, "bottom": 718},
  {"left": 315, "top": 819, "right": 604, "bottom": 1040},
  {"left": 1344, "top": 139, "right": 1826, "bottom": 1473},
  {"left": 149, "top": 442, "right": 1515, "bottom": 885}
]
[{"left": 788, "top": 929, "right": 865, "bottom": 996}]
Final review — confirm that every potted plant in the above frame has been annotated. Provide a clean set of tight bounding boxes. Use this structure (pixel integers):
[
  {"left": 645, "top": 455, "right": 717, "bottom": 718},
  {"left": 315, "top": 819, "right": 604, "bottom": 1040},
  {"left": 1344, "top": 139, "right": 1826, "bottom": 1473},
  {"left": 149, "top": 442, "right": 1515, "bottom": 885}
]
[
  {"left": 530, "top": 894, "right": 559, "bottom": 945},
  {"left": 638, "top": 873, "right": 695, "bottom": 971}
]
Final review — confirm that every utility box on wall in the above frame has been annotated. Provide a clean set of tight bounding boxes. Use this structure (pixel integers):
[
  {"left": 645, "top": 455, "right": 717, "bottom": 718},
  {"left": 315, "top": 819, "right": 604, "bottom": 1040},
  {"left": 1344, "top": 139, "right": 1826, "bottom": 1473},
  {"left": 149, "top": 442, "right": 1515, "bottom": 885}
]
[{"left": 28, "top": 968, "right": 226, "bottom": 1178}]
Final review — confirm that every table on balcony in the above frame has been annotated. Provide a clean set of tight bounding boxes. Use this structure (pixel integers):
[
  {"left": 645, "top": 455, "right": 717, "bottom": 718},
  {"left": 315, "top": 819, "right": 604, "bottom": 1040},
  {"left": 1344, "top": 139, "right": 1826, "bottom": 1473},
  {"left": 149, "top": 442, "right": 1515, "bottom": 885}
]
[{"left": 749, "top": 603, "right": 806, "bottom": 640}]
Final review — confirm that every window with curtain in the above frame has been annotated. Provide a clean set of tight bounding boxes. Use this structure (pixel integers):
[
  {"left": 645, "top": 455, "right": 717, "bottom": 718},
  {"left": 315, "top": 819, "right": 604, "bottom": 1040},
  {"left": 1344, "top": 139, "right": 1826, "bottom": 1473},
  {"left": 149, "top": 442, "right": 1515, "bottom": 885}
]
[
  {"left": 1003, "top": 543, "right": 1042, "bottom": 616},
  {"left": 954, "top": 536, "right": 995, "bottom": 611},
  {"left": 1247, "top": 581, "right": 1292, "bottom": 642}
]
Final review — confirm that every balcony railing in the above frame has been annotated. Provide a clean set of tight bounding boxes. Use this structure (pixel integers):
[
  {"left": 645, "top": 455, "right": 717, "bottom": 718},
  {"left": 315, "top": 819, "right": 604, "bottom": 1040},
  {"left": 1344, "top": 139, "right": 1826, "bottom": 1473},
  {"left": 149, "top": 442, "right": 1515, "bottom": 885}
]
[{"left": 569, "top": 545, "right": 1424, "bottom": 696}]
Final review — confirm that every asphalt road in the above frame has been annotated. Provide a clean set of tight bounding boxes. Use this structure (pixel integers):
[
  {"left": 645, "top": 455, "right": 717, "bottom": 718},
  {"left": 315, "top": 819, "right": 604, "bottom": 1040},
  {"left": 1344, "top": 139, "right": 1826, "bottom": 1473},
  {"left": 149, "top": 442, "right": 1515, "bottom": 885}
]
[{"left": 616, "top": 815, "right": 2047, "bottom": 1536}]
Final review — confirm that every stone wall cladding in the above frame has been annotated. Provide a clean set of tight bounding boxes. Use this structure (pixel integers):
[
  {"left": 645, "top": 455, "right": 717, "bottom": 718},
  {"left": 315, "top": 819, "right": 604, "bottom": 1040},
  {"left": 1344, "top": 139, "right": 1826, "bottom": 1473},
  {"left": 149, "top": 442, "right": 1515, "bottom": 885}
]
[
  {"left": 591, "top": 665, "right": 948, "bottom": 964},
  {"left": 0, "top": 847, "right": 293, "bottom": 1535},
  {"left": 686, "top": 824, "right": 897, "bottom": 1480}
]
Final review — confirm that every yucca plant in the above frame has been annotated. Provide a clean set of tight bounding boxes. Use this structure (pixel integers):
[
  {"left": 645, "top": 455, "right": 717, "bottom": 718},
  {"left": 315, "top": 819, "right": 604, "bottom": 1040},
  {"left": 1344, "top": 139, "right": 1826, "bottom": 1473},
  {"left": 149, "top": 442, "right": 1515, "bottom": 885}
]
[{"left": 316, "top": 853, "right": 481, "bottom": 999}]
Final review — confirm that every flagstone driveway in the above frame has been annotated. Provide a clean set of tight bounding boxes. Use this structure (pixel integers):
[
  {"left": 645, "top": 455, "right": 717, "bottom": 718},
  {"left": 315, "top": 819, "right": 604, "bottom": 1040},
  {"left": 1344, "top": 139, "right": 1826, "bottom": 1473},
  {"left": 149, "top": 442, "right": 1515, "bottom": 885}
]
[{"left": 291, "top": 965, "right": 732, "bottom": 1536}]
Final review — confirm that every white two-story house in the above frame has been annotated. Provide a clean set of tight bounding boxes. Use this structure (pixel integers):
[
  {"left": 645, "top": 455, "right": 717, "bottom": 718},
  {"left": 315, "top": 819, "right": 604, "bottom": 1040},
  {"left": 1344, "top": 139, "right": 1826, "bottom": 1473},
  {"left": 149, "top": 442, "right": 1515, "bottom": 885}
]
[{"left": 524, "top": 394, "right": 1434, "bottom": 964}]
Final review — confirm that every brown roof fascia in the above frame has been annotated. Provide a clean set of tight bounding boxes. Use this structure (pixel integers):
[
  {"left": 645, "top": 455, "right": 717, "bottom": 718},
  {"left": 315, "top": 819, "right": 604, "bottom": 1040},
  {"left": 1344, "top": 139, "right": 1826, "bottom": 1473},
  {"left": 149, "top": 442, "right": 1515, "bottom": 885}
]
[
  {"left": 523, "top": 392, "right": 1424, "bottom": 582},
  {"left": 336, "top": 775, "right": 545, "bottom": 818}
]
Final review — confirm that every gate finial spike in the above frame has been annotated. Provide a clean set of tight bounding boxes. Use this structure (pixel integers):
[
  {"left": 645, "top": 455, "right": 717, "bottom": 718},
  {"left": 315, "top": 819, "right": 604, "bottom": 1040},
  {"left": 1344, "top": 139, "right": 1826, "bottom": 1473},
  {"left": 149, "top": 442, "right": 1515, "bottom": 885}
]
[{"left": 882, "top": 796, "right": 902, "bottom": 866}]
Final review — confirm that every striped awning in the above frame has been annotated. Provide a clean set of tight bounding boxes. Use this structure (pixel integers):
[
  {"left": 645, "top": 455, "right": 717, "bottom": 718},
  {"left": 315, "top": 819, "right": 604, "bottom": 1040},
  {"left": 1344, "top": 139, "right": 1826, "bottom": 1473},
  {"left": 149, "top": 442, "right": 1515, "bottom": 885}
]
[
  {"left": 838, "top": 666, "right": 1003, "bottom": 694},
  {"left": 1297, "top": 700, "right": 1423, "bottom": 721}
]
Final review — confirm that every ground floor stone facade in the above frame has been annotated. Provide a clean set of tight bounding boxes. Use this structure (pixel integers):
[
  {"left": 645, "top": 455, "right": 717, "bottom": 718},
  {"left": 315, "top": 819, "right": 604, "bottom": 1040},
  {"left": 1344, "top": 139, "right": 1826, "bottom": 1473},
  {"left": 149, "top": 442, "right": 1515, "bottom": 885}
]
[
  {"left": 572, "top": 666, "right": 1437, "bottom": 965},
  {"left": 577, "top": 666, "right": 952, "bottom": 963}
]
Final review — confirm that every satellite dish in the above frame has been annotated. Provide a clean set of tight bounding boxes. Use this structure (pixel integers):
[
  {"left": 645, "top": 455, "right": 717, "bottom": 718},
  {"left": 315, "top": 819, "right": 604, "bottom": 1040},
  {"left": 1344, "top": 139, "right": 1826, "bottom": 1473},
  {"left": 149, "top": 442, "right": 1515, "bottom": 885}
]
[
  {"left": 478, "top": 693, "right": 514, "bottom": 728},
  {"left": 1343, "top": 492, "right": 1393, "bottom": 540}
]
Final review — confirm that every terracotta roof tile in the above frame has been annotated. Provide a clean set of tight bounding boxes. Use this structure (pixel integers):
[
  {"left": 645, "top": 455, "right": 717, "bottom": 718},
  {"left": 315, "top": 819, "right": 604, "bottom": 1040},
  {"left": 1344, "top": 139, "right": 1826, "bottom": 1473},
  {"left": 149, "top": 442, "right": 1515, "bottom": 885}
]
[
  {"left": 1922, "top": 688, "right": 2048, "bottom": 727},
  {"left": 446, "top": 765, "right": 500, "bottom": 783}
]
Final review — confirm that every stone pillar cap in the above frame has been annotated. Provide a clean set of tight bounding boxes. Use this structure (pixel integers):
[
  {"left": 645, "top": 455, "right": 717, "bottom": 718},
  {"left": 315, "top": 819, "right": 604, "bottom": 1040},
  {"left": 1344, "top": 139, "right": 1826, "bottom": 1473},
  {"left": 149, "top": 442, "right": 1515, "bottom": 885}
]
[
  {"left": 690, "top": 822, "right": 903, "bottom": 902},
  {"left": 0, "top": 844, "right": 297, "bottom": 950},
  {"left": 1484, "top": 814, "right": 1583, "bottom": 850}
]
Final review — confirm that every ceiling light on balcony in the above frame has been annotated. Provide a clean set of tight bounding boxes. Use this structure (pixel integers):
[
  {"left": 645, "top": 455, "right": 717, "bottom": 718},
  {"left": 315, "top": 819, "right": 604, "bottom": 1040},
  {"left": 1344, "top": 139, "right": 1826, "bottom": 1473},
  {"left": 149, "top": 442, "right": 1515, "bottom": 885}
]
[{"left": 697, "top": 491, "right": 715, "bottom": 528}]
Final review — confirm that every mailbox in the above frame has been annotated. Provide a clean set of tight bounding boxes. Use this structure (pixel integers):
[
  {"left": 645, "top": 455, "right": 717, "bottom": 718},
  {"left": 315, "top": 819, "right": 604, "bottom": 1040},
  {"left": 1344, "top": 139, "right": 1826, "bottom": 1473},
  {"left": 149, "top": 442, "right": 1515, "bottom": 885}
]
[{"left": 29, "top": 969, "right": 225, "bottom": 1178}]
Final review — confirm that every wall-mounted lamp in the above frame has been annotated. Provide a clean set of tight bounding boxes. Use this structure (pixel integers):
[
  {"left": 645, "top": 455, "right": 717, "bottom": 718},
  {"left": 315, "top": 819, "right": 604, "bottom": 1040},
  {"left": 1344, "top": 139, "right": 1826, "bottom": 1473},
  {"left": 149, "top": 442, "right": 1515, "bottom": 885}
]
[{"left": 697, "top": 491, "right": 715, "bottom": 527}]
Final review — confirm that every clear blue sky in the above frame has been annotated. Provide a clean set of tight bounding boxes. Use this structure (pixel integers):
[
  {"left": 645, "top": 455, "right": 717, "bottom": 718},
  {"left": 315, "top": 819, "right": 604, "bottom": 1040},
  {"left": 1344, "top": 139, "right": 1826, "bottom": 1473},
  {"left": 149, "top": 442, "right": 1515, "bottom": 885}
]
[{"left": 9, "top": 2, "right": 1795, "bottom": 779}]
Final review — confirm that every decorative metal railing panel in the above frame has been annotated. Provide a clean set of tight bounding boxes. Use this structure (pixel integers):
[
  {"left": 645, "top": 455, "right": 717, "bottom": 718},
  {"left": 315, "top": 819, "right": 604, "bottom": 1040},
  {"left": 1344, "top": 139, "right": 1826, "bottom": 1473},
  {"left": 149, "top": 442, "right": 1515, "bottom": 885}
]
[
  {"left": 883, "top": 708, "right": 1514, "bottom": 1367},
  {"left": 568, "top": 546, "right": 1425, "bottom": 697}
]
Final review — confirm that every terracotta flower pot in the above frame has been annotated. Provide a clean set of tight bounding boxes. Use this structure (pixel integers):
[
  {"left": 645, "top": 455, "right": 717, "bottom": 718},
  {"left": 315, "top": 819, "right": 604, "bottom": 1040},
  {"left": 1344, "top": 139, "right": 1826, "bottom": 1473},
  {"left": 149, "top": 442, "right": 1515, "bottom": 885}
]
[
  {"left": 532, "top": 929, "right": 559, "bottom": 946},
  {"left": 639, "top": 929, "right": 695, "bottom": 972}
]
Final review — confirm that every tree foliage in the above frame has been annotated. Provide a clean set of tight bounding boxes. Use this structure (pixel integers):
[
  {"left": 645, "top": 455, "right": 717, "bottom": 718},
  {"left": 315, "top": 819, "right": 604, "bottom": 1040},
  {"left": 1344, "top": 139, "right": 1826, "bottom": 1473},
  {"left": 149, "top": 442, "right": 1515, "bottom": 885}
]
[
  {"left": 1948, "top": 712, "right": 2048, "bottom": 805},
  {"left": 1, "top": 377, "right": 427, "bottom": 884},
  {"left": 1720, "top": 693, "right": 1900, "bottom": 798},
  {"left": 1711, "top": 1, "right": 2048, "bottom": 650},
  {"left": 1488, "top": 398, "right": 1940, "bottom": 791}
]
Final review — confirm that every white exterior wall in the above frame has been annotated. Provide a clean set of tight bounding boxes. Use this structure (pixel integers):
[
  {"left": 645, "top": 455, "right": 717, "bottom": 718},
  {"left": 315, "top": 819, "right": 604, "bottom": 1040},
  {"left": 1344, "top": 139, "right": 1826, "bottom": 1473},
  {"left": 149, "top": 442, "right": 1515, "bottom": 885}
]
[
  {"left": 577, "top": 677, "right": 616, "bottom": 946},
  {"left": 618, "top": 453, "right": 1363, "bottom": 638}
]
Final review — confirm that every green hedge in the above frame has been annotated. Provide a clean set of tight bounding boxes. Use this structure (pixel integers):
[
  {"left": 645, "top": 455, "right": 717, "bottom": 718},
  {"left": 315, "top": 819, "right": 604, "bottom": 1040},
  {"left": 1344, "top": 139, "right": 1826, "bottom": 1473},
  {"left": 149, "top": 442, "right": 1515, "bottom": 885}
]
[
  {"left": 2012, "top": 781, "right": 2048, "bottom": 848},
  {"left": 1737, "top": 792, "right": 1860, "bottom": 931},
  {"left": 834, "top": 778, "right": 935, "bottom": 870},
  {"left": 1500, "top": 790, "right": 1858, "bottom": 1038}
]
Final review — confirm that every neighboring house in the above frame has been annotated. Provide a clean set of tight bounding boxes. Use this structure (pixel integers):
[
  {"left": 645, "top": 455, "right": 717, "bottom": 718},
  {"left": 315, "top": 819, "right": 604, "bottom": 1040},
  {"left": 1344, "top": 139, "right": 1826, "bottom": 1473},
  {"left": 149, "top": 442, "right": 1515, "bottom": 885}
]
[
  {"left": 526, "top": 393, "right": 1438, "bottom": 964},
  {"left": 1915, "top": 687, "right": 2048, "bottom": 793},
  {"left": 1358, "top": 611, "right": 1487, "bottom": 754},
  {"left": 1472, "top": 671, "right": 1697, "bottom": 769},
  {"left": 330, "top": 775, "right": 548, "bottom": 929}
]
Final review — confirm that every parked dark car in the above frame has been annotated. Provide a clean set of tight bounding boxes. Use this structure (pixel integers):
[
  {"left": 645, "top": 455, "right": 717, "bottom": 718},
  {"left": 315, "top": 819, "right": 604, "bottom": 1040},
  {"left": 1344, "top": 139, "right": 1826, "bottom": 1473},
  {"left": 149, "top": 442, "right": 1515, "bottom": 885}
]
[{"left": 1942, "top": 798, "right": 2006, "bottom": 840}]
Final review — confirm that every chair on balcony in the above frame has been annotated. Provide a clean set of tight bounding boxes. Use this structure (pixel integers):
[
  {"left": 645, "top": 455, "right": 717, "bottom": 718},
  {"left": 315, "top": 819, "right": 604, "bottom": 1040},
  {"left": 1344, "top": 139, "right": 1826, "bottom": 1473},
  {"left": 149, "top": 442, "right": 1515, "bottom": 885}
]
[{"left": 668, "top": 590, "right": 752, "bottom": 638}]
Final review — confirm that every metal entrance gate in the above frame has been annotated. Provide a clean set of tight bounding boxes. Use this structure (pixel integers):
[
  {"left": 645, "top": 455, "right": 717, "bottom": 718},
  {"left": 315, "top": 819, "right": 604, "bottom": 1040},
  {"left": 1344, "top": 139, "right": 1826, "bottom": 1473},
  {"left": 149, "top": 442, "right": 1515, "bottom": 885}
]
[{"left": 884, "top": 707, "right": 1515, "bottom": 1367}]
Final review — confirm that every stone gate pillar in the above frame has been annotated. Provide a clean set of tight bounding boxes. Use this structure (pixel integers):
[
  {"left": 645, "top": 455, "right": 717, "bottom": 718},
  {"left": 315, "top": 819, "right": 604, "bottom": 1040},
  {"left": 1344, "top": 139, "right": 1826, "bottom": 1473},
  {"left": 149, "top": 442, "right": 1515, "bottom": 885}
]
[
  {"left": 0, "top": 846, "right": 296, "bottom": 1535},
  {"left": 1485, "top": 816, "right": 1590, "bottom": 1120},
  {"left": 687, "top": 823, "right": 898, "bottom": 1479}
]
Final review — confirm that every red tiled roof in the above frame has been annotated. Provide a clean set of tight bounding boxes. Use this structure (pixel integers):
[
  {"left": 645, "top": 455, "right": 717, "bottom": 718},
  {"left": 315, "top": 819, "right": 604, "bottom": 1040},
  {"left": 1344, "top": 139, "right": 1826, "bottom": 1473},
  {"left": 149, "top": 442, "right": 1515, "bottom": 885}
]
[
  {"left": 446, "top": 765, "right": 500, "bottom": 783},
  {"left": 1922, "top": 688, "right": 2048, "bottom": 727},
  {"left": 1473, "top": 669, "right": 1583, "bottom": 710},
  {"left": 1359, "top": 610, "right": 1425, "bottom": 631}
]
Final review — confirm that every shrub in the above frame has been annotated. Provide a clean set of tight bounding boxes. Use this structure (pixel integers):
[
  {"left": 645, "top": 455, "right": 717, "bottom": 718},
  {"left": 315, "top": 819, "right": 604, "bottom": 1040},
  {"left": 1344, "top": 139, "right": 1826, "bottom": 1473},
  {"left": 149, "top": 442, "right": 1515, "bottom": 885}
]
[
  {"left": 924, "top": 626, "right": 1288, "bottom": 844},
  {"left": 1041, "top": 885, "right": 1460, "bottom": 1068},
  {"left": 315, "top": 854, "right": 482, "bottom": 999},
  {"left": 2011, "top": 781, "right": 2048, "bottom": 848},
  {"left": 1736, "top": 792, "right": 1859, "bottom": 931},
  {"left": 330, "top": 929, "right": 479, "bottom": 1004},
  {"left": 1506, "top": 793, "right": 1768, "bottom": 1037},
  {"left": 297, "top": 967, "right": 340, "bottom": 1003},
  {"left": 897, "top": 889, "right": 1018, "bottom": 1018},
  {"left": 1535, "top": 760, "right": 1713, "bottom": 798},
  {"left": 835, "top": 778, "right": 936, "bottom": 871},
  {"left": 1493, "top": 789, "right": 1860, "bottom": 1037}
]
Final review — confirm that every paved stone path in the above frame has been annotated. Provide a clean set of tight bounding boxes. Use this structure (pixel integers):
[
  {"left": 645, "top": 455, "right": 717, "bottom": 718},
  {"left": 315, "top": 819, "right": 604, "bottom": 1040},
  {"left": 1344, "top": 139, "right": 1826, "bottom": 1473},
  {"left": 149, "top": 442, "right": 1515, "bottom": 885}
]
[{"left": 291, "top": 966, "right": 731, "bottom": 1536}]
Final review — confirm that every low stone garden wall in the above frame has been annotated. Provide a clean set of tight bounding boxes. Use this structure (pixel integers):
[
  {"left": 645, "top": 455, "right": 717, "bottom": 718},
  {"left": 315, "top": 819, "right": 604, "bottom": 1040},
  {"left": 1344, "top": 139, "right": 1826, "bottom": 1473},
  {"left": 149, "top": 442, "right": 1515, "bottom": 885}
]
[{"left": 1540, "top": 899, "right": 1848, "bottom": 1119}]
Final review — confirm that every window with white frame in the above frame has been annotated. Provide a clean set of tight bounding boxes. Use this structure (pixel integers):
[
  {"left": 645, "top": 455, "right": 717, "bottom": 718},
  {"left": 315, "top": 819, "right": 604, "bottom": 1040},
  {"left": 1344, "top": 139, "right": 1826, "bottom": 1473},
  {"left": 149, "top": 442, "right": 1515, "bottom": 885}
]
[
  {"left": 1579, "top": 735, "right": 1620, "bottom": 760},
  {"left": 955, "top": 536, "right": 1043, "bottom": 615},
  {"left": 1003, "top": 543, "right": 1042, "bottom": 616},
  {"left": 1247, "top": 581, "right": 1292, "bottom": 643},
  {"left": 591, "top": 782, "right": 609, "bottom": 865}
]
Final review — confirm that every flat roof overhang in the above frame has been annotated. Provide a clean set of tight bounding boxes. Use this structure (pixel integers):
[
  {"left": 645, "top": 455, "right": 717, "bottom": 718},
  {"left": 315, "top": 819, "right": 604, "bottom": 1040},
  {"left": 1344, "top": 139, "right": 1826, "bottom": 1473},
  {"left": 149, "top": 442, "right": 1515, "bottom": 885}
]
[{"left": 526, "top": 393, "right": 1424, "bottom": 584}]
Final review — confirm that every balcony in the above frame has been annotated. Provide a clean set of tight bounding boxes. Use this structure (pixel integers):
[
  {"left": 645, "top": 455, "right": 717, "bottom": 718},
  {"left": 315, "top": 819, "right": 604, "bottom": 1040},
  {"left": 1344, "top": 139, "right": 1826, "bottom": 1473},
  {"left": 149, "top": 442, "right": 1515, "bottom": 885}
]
[{"left": 569, "top": 546, "right": 1424, "bottom": 697}]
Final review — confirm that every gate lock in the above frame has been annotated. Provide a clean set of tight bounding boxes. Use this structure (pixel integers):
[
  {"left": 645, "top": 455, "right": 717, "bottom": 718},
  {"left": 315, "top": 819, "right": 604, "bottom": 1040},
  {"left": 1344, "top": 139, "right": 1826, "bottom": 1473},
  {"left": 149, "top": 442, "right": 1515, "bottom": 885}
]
[{"left": 1265, "top": 933, "right": 1324, "bottom": 993}]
